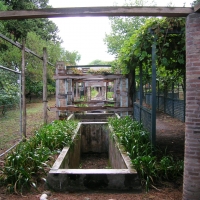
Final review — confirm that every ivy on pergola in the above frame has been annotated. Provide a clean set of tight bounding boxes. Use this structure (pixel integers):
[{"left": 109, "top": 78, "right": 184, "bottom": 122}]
[
  {"left": 117, "top": 17, "right": 186, "bottom": 145},
  {"left": 118, "top": 17, "right": 185, "bottom": 81}
]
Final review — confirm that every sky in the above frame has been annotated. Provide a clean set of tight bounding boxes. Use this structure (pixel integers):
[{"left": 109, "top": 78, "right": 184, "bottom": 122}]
[{"left": 48, "top": 0, "right": 193, "bottom": 65}]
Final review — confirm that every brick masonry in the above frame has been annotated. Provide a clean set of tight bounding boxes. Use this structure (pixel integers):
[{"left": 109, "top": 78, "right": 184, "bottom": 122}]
[{"left": 183, "top": 13, "right": 200, "bottom": 200}]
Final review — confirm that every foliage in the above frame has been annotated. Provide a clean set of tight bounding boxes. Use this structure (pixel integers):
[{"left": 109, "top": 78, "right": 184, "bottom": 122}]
[
  {"left": 0, "top": 68, "right": 20, "bottom": 107},
  {"left": 87, "top": 68, "right": 113, "bottom": 74},
  {"left": 191, "top": 0, "right": 200, "bottom": 6},
  {"left": 0, "top": 0, "right": 81, "bottom": 102},
  {"left": 107, "top": 92, "right": 114, "bottom": 99},
  {"left": 71, "top": 68, "right": 82, "bottom": 74},
  {"left": 63, "top": 50, "right": 81, "bottom": 66},
  {"left": 108, "top": 116, "right": 183, "bottom": 191},
  {"left": 1, "top": 0, "right": 61, "bottom": 42},
  {"left": 88, "top": 59, "right": 113, "bottom": 65},
  {"left": 0, "top": 120, "right": 78, "bottom": 193},
  {"left": 91, "top": 88, "right": 98, "bottom": 98},
  {"left": 104, "top": 0, "right": 156, "bottom": 56},
  {"left": 0, "top": 30, "right": 80, "bottom": 101},
  {"left": 117, "top": 17, "right": 186, "bottom": 91}
]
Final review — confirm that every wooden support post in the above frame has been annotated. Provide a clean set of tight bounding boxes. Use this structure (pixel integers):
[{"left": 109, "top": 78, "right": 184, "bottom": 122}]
[
  {"left": 43, "top": 47, "right": 48, "bottom": 124},
  {"left": 76, "top": 82, "right": 78, "bottom": 99},
  {"left": 139, "top": 64, "right": 143, "bottom": 123},
  {"left": 106, "top": 82, "right": 108, "bottom": 100},
  {"left": 21, "top": 39, "right": 26, "bottom": 138},
  {"left": 151, "top": 35, "right": 156, "bottom": 147}
]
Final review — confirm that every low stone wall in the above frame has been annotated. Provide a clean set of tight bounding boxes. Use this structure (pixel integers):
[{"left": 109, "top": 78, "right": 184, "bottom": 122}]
[{"left": 47, "top": 117, "right": 140, "bottom": 192}]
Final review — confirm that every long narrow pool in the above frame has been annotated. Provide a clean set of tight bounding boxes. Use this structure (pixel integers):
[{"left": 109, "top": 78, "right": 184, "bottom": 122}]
[{"left": 47, "top": 114, "right": 141, "bottom": 192}]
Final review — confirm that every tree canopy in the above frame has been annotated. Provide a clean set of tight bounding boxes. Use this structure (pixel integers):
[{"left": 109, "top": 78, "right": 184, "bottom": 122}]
[
  {"left": 116, "top": 17, "right": 186, "bottom": 91},
  {"left": 104, "top": 0, "right": 156, "bottom": 57},
  {"left": 0, "top": 0, "right": 81, "bottom": 102}
]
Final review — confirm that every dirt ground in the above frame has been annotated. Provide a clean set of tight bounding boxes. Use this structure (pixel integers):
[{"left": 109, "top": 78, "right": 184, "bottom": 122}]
[{"left": 0, "top": 100, "right": 184, "bottom": 200}]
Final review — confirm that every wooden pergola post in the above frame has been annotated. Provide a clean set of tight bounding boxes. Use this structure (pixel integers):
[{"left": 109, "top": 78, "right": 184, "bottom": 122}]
[
  {"left": 43, "top": 47, "right": 48, "bottom": 124},
  {"left": 21, "top": 38, "right": 26, "bottom": 138}
]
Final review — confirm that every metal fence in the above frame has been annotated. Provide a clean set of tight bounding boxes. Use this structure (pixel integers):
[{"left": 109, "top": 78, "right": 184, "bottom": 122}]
[
  {"left": 134, "top": 86, "right": 185, "bottom": 135},
  {"left": 134, "top": 102, "right": 151, "bottom": 133},
  {"left": 0, "top": 66, "right": 22, "bottom": 157},
  {"left": 144, "top": 93, "right": 185, "bottom": 122}
]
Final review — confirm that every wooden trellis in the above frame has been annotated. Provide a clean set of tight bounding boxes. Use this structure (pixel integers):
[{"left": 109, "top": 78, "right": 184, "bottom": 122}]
[{"left": 51, "top": 62, "right": 132, "bottom": 119}]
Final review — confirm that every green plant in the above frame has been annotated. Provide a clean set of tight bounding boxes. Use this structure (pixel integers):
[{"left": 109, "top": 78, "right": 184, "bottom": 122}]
[
  {"left": 91, "top": 88, "right": 98, "bottom": 98},
  {"left": 132, "top": 156, "right": 157, "bottom": 192},
  {"left": 108, "top": 116, "right": 183, "bottom": 192},
  {"left": 159, "top": 156, "right": 183, "bottom": 181},
  {"left": 107, "top": 92, "right": 113, "bottom": 99},
  {"left": 0, "top": 119, "right": 78, "bottom": 194}
]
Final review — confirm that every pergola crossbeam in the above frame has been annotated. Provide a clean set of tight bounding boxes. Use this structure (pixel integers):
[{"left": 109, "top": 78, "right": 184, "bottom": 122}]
[{"left": 0, "top": 6, "right": 194, "bottom": 20}]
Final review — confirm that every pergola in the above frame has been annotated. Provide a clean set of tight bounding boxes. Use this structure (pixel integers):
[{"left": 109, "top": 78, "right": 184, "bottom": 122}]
[
  {"left": 0, "top": 4, "right": 200, "bottom": 199},
  {"left": 51, "top": 62, "right": 131, "bottom": 117}
]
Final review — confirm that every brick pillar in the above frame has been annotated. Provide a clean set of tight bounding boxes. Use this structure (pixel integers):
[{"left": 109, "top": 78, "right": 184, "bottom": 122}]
[{"left": 183, "top": 13, "right": 200, "bottom": 200}]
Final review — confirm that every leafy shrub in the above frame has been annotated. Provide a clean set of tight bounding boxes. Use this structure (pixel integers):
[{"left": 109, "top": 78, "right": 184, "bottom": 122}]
[
  {"left": 107, "top": 92, "right": 113, "bottom": 99},
  {"left": 0, "top": 120, "right": 78, "bottom": 194},
  {"left": 91, "top": 88, "right": 98, "bottom": 98},
  {"left": 108, "top": 116, "right": 183, "bottom": 191}
]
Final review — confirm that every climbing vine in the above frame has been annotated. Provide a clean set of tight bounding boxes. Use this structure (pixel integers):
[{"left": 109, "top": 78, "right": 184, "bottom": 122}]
[{"left": 116, "top": 17, "right": 186, "bottom": 88}]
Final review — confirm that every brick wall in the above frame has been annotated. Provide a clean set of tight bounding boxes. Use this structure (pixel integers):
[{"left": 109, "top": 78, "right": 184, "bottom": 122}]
[{"left": 183, "top": 13, "right": 200, "bottom": 200}]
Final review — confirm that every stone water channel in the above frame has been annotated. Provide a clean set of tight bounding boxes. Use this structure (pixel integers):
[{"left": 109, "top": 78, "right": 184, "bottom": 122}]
[{"left": 47, "top": 113, "right": 140, "bottom": 191}]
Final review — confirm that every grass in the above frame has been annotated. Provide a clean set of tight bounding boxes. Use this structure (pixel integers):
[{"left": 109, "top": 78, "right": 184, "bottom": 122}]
[
  {"left": 0, "top": 119, "right": 78, "bottom": 194},
  {"left": 0, "top": 99, "right": 56, "bottom": 155},
  {"left": 107, "top": 92, "right": 113, "bottom": 99},
  {"left": 0, "top": 107, "right": 21, "bottom": 151}
]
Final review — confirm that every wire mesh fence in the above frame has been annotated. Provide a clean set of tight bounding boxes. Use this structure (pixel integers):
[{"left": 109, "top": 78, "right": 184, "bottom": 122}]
[
  {"left": 0, "top": 66, "right": 22, "bottom": 157},
  {"left": 134, "top": 78, "right": 185, "bottom": 135}
]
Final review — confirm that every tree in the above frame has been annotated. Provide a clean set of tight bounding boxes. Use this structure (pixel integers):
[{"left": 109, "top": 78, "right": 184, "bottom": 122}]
[
  {"left": 104, "top": 0, "right": 156, "bottom": 56},
  {"left": 191, "top": 0, "right": 200, "bottom": 6},
  {"left": 0, "top": 0, "right": 81, "bottom": 101},
  {"left": 88, "top": 59, "right": 113, "bottom": 65},
  {"left": 1, "top": 0, "right": 61, "bottom": 43},
  {"left": 61, "top": 50, "right": 81, "bottom": 66},
  {"left": 0, "top": 68, "right": 20, "bottom": 110}
]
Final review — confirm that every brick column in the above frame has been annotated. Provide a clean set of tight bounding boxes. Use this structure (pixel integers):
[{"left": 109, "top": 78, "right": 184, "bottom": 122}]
[{"left": 183, "top": 13, "right": 200, "bottom": 200}]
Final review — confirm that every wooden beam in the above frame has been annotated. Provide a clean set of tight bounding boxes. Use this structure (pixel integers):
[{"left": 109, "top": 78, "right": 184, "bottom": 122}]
[
  {"left": 73, "top": 79, "right": 113, "bottom": 83},
  {"left": 53, "top": 74, "right": 125, "bottom": 80},
  {"left": 85, "top": 81, "right": 106, "bottom": 87},
  {"left": 194, "top": 3, "right": 200, "bottom": 12},
  {"left": 43, "top": 47, "right": 48, "bottom": 124},
  {"left": 50, "top": 106, "right": 133, "bottom": 112},
  {"left": 0, "top": 6, "right": 193, "bottom": 20},
  {"left": 22, "top": 39, "right": 26, "bottom": 138},
  {"left": 73, "top": 100, "right": 115, "bottom": 104},
  {"left": 66, "top": 65, "right": 111, "bottom": 68}
]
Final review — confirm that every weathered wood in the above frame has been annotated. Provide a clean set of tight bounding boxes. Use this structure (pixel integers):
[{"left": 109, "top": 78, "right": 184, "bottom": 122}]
[
  {"left": 194, "top": 3, "right": 200, "bottom": 12},
  {"left": 0, "top": 7, "right": 193, "bottom": 20},
  {"left": 43, "top": 47, "right": 48, "bottom": 124},
  {"left": 85, "top": 81, "right": 106, "bottom": 87},
  {"left": 53, "top": 74, "right": 125, "bottom": 80},
  {"left": 50, "top": 106, "right": 133, "bottom": 112},
  {"left": 73, "top": 79, "right": 112, "bottom": 83},
  {"left": 73, "top": 100, "right": 115, "bottom": 104},
  {"left": 66, "top": 65, "right": 111, "bottom": 68},
  {"left": 22, "top": 39, "right": 26, "bottom": 138}
]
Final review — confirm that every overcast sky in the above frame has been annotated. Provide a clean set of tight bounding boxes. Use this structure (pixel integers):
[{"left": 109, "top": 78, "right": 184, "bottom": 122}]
[{"left": 48, "top": 0, "right": 193, "bottom": 65}]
